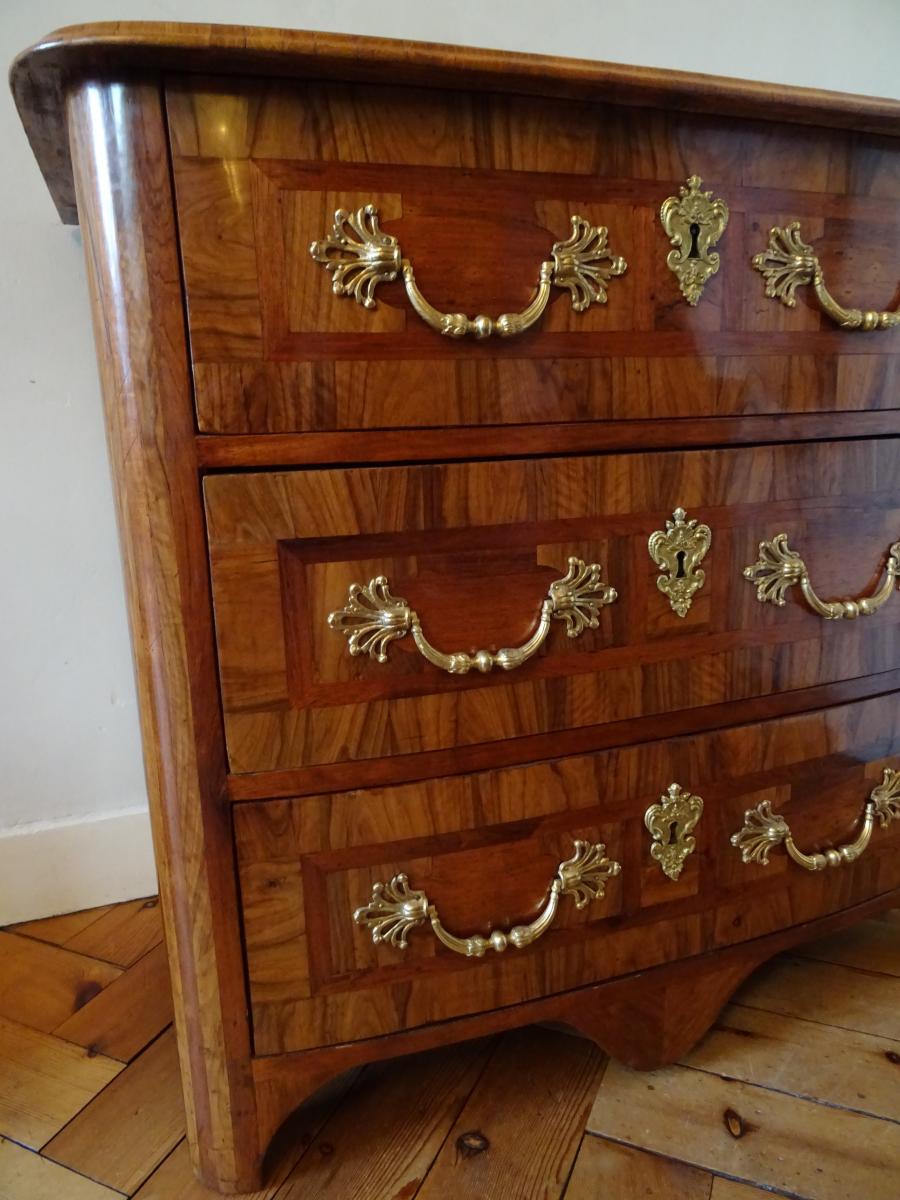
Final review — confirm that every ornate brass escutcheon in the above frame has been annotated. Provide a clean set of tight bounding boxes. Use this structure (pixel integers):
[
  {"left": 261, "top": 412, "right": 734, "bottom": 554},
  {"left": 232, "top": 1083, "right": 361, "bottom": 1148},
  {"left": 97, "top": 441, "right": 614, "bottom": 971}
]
[
  {"left": 308, "top": 204, "right": 627, "bottom": 338},
  {"left": 648, "top": 507, "right": 711, "bottom": 618},
  {"left": 659, "top": 175, "right": 729, "bottom": 306},
  {"left": 644, "top": 783, "right": 705, "bottom": 881}
]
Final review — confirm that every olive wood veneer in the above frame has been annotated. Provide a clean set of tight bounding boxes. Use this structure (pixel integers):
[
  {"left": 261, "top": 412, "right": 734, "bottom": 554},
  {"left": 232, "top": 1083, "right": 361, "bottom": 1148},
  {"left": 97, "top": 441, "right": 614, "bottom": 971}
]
[{"left": 11, "top": 23, "right": 900, "bottom": 1194}]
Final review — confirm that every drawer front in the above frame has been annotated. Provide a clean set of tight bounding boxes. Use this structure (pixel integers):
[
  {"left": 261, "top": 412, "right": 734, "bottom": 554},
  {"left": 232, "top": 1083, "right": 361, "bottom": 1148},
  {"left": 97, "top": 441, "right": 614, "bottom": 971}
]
[
  {"left": 235, "top": 693, "right": 900, "bottom": 1055},
  {"left": 205, "top": 439, "right": 900, "bottom": 775},
  {"left": 167, "top": 77, "right": 900, "bottom": 436}
]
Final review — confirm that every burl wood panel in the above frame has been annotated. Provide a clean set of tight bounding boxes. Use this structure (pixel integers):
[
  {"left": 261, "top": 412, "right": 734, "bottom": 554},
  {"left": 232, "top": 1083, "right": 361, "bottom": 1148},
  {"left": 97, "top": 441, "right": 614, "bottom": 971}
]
[
  {"left": 167, "top": 77, "right": 900, "bottom": 435},
  {"left": 235, "top": 692, "right": 900, "bottom": 1055},
  {"left": 204, "top": 439, "right": 900, "bottom": 775}
]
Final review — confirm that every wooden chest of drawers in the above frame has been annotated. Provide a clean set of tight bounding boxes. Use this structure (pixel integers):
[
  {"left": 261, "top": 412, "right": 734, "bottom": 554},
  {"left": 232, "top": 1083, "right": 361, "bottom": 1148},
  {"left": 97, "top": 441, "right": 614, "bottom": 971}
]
[{"left": 13, "top": 22, "right": 900, "bottom": 1192}]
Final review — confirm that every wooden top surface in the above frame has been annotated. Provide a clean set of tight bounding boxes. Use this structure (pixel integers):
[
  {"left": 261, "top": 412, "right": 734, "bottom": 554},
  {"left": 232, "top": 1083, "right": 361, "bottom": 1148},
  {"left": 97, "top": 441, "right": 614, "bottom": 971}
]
[{"left": 10, "top": 21, "right": 900, "bottom": 223}]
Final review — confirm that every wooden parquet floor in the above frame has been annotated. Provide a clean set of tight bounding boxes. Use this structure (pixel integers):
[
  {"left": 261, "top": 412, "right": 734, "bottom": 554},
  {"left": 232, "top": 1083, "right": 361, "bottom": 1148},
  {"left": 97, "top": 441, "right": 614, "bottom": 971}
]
[{"left": 0, "top": 900, "right": 897, "bottom": 1199}]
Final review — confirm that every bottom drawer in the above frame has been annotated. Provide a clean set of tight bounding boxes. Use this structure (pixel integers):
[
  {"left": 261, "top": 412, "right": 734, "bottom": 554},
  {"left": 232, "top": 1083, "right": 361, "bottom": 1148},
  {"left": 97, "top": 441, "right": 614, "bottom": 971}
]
[{"left": 235, "top": 695, "right": 900, "bottom": 1056}]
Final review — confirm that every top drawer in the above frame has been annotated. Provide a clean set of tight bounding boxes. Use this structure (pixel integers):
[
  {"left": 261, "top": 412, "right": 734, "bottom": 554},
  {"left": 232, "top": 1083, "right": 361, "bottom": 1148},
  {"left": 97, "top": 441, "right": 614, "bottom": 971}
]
[{"left": 167, "top": 77, "right": 900, "bottom": 436}]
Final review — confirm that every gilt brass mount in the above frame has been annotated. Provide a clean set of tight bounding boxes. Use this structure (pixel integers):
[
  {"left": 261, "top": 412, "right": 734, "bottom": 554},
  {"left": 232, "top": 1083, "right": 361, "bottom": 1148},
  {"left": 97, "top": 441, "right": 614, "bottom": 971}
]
[
  {"left": 659, "top": 175, "right": 729, "bottom": 306},
  {"left": 743, "top": 534, "right": 900, "bottom": 620},
  {"left": 309, "top": 204, "right": 627, "bottom": 339},
  {"left": 353, "top": 840, "right": 621, "bottom": 957},
  {"left": 731, "top": 768, "right": 900, "bottom": 872},
  {"left": 328, "top": 557, "right": 616, "bottom": 675},
  {"left": 644, "top": 783, "right": 704, "bottom": 881},
  {"left": 753, "top": 222, "right": 900, "bottom": 330},
  {"left": 648, "top": 507, "right": 711, "bottom": 617}
]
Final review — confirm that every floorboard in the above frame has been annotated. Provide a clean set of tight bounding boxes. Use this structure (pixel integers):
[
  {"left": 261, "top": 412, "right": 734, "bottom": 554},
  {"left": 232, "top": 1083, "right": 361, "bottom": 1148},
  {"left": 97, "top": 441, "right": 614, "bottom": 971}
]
[
  {"left": 42, "top": 1028, "right": 184, "bottom": 1192},
  {"left": 53, "top": 942, "right": 173, "bottom": 1062},
  {"left": 275, "top": 1039, "right": 491, "bottom": 1199},
  {"left": 0, "top": 933, "right": 121, "bottom": 1033},
  {"left": 586, "top": 1060, "right": 900, "bottom": 1200},
  {"left": 415, "top": 1027, "right": 606, "bottom": 1200},
  {"left": 0, "top": 1016, "right": 121, "bottom": 1149},
  {"left": 0, "top": 901, "right": 896, "bottom": 1199}
]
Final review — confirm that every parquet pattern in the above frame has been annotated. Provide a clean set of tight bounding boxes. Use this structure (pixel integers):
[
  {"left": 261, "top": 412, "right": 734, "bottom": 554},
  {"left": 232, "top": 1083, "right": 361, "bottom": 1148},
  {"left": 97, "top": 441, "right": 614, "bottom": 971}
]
[{"left": 0, "top": 900, "right": 897, "bottom": 1199}]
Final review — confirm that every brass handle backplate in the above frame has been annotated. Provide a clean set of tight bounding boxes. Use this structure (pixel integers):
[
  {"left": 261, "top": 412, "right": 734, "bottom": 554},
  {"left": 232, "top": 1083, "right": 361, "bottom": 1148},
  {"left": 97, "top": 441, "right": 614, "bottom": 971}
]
[
  {"left": 752, "top": 222, "right": 900, "bottom": 331},
  {"left": 743, "top": 534, "right": 900, "bottom": 620},
  {"left": 309, "top": 205, "right": 627, "bottom": 339},
  {"left": 731, "top": 768, "right": 900, "bottom": 871},
  {"left": 353, "top": 840, "right": 621, "bottom": 957},
  {"left": 328, "top": 557, "right": 616, "bottom": 675}
]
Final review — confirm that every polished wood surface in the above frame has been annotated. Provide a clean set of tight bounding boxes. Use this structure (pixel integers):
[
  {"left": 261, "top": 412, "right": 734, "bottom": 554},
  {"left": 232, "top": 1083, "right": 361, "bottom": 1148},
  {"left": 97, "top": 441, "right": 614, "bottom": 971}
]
[
  {"left": 13, "top": 22, "right": 900, "bottom": 1194},
  {"left": 12, "top": 21, "right": 900, "bottom": 224},
  {"left": 3, "top": 898, "right": 898, "bottom": 1198},
  {"left": 195, "top": 409, "right": 900, "bottom": 469},
  {"left": 168, "top": 76, "right": 900, "bottom": 434},
  {"left": 205, "top": 440, "right": 900, "bottom": 774},
  {"left": 66, "top": 81, "right": 259, "bottom": 1191},
  {"left": 226, "top": 670, "right": 900, "bottom": 802},
  {"left": 235, "top": 693, "right": 900, "bottom": 1056},
  {"left": 249, "top": 890, "right": 899, "bottom": 1167}
]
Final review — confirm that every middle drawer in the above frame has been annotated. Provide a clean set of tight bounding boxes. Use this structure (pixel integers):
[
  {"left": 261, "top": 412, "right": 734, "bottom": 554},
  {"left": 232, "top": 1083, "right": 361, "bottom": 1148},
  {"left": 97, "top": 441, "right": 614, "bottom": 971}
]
[{"left": 204, "top": 438, "right": 900, "bottom": 774}]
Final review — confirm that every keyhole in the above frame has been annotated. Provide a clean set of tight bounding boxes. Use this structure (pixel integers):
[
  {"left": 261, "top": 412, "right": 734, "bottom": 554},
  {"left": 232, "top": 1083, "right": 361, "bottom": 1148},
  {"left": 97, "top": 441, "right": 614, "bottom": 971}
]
[
  {"left": 665, "top": 820, "right": 678, "bottom": 846},
  {"left": 675, "top": 550, "right": 687, "bottom": 579},
  {"left": 688, "top": 223, "right": 701, "bottom": 259}
]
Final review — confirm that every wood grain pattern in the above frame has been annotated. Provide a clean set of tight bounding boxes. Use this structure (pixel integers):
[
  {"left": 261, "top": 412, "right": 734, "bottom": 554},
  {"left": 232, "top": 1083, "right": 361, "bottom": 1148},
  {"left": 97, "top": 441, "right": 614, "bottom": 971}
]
[
  {"left": 206, "top": 440, "right": 900, "bottom": 774},
  {"left": 0, "top": 933, "right": 121, "bottom": 1033},
  {"left": 235, "top": 693, "right": 900, "bottom": 1054},
  {"left": 0, "top": 1136, "right": 121, "bottom": 1200},
  {"left": 194, "top": 410, "right": 900, "bottom": 471},
  {"left": 565, "top": 1138, "right": 715, "bottom": 1200},
  {"left": 54, "top": 942, "right": 173, "bottom": 1062},
  {"left": 414, "top": 1028, "right": 605, "bottom": 1200},
  {"left": 796, "top": 915, "right": 900, "bottom": 975},
  {"left": 14, "top": 22, "right": 900, "bottom": 225},
  {"left": 43, "top": 1028, "right": 184, "bottom": 1192},
  {"left": 166, "top": 77, "right": 900, "bottom": 435},
  {"left": 250, "top": 888, "right": 899, "bottom": 1162},
  {"left": 132, "top": 1069, "right": 359, "bottom": 1200},
  {"left": 10, "top": 904, "right": 114, "bottom": 948},
  {"left": 709, "top": 1182, "right": 772, "bottom": 1200},
  {"left": 682, "top": 1002, "right": 900, "bottom": 1120},
  {"left": 60, "top": 895, "right": 162, "bottom": 967},
  {"left": 66, "top": 81, "right": 259, "bottom": 1191},
  {"left": 0, "top": 1017, "right": 122, "bottom": 1149},
  {"left": 587, "top": 1059, "right": 900, "bottom": 1200},
  {"left": 14, "top": 22, "right": 900, "bottom": 1195},
  {"left": 2, "top": 895, "right": 897, "bottom": 1198},
  {"left": 276, "top": 1041, "right": 489, "bottom": 1199},
  {"left": 733, "top": 955, "right": 900, "bottom": 1038},
  {"left": 226, "top": 670, "right": 900, "bottom": 802}
]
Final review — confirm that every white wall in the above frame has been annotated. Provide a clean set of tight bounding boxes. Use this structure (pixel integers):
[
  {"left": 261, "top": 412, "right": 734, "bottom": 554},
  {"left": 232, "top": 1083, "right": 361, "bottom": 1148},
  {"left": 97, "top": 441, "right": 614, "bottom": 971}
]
[{"left": 2, "top": 0, "right": 899, "bottom": 922}]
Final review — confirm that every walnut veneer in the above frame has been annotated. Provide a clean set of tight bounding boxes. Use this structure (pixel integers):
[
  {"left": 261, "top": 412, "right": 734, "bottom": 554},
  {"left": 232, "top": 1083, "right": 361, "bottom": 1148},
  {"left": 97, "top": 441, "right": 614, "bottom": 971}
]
[{"left": 11, "top": 22, "right": 900, "bottom": 1193}]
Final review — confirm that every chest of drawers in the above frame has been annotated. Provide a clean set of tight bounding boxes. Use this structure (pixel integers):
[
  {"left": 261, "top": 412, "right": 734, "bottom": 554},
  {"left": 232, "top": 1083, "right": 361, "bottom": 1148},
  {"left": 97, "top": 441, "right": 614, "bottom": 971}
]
[{"left": 13, "top": 22, "right": 900, "bottom": 1192}]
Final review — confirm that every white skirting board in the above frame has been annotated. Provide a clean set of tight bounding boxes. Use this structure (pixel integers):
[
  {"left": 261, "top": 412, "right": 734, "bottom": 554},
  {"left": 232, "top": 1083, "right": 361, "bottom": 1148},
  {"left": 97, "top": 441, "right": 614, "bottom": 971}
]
[{"left": 0, "top": 807, "right": 158, "bottom": 925}]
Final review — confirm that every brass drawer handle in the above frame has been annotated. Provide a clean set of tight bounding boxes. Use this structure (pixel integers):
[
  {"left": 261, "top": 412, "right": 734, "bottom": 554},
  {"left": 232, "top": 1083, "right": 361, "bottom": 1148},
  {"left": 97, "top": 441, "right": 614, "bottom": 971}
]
[
  {"left": 753, "top": 222, "right": 900, "bottom": 331},
  {"left": 354, "top": 840, "right": 620, "bottom": 957},
  {"left": 743, "top": 534, "right": 900, "bottom": 620},
  {"left": 309, "top": 205, "right": 627, "bottom": 339},
  {"left": 731, "top": 768, "right": 900, "bottom": 871},
  {"left": 328, "top": 557, "right": 616, "bottom": 675}
]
